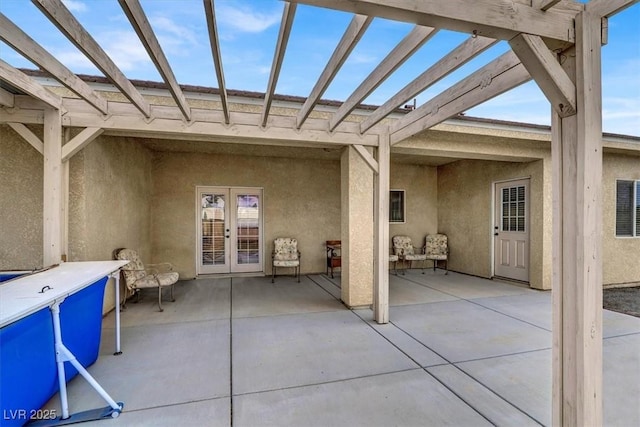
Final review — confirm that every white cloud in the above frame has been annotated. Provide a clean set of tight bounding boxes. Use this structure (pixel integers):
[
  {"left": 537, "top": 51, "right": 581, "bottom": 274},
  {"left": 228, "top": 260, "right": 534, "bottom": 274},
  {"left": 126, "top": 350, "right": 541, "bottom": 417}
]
[
  {"left": 53, "top": 50, "right": 99, "bottom": 73},
  {"left": 61, "top": 0, "right": 87, "bottom": 13},
  {"left": 216, "top": 3, "right": 281, "bottom": 34},
  {"left": 151, "top": 16, "right": 198, "bottom": 46},
  {"left": 99, "top": 30, "right": 153, "bottom": 71}
]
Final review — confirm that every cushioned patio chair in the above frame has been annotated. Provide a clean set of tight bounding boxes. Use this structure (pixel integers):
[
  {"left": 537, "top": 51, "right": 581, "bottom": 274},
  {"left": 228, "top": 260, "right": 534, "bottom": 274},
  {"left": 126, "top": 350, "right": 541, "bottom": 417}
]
[
  {"left": 425, "top": 233, "right": 449, "bottom": 274},
  {"left": 272, "top": 238, "right": 301, "bottom": 282},
  {"left": 392, "top": 235, "right": 427, "bottom": 274},
  {"left": 114, "top": 248, "right": 178, "bottom": 312}
]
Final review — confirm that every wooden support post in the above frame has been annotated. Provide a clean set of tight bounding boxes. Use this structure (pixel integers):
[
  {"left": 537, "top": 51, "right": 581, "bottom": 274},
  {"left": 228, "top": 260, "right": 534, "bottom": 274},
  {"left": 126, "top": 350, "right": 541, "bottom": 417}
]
[
  {"left": 373, "top": 132, "right": 390, "bottom": 324},
  {"left": 43, "top": 108, "right": 63, "bottom": 266},
  {"left": 552, "top": 10, "right": 603, "bottom": 427}
]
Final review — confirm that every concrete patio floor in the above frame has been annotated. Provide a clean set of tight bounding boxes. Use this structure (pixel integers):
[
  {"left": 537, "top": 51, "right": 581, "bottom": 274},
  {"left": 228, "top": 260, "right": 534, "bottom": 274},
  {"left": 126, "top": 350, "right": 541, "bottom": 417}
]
[{"left": 43, "top": 270, "right": 640, "bottom": 426}]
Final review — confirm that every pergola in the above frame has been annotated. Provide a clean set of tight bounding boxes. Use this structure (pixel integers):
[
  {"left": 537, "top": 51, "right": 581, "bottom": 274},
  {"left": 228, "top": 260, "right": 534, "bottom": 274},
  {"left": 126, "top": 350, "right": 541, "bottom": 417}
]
[{"left": 0, "top": 0, "right": 637, "bottom": 425}]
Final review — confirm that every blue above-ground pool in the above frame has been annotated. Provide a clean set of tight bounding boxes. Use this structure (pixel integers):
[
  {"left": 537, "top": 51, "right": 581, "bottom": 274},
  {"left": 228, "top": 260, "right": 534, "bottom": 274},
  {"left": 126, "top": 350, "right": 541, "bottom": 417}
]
[
  {"left": 0, "top": 271, "right": 30, "bottom": 283},
  {"left": 0, "top": 268, "right": 111, "bottom": 426}
]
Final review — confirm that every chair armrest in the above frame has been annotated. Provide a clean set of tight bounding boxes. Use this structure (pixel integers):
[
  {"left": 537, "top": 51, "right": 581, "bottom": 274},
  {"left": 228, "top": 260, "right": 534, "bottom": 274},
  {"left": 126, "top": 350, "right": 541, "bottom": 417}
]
[{"left": 146, "top": 262, "right": 174, "bottom": 273}]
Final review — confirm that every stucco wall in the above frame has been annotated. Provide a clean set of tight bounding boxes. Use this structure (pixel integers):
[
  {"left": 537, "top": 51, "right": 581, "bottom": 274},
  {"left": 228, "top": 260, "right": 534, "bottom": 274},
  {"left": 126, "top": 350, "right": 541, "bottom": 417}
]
[
  {"left": 437, "top": 158, "right": 551, "bottom": 290},
  {"left": 603, "top": 152, "right": 640, "bottom": 286},
  {"left": 151, "top": 150, "right": 341, "bottom": 279},
  {"left": 0, "top": 124, "right": 43, "bottom": 270},
  {"left": 68, "top": 135, "right": 154, "bottom": 313},
  {"left": 389, "top": 162, "right": 439, "bottom": 249}
]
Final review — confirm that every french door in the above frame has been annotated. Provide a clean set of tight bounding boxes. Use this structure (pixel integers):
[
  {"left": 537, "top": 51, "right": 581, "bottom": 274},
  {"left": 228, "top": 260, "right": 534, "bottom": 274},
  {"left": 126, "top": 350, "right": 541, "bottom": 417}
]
[
  {"left": 494, "top": 179, "right": 530, "bottom": 282},
  {"left": 197, "top": 187, "right": 263, "bottom": 275}
]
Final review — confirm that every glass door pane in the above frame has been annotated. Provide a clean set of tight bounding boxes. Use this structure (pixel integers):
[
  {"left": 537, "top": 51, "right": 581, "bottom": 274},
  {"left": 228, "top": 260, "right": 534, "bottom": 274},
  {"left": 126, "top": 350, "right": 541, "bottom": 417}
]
[
  {"left": 198, "top": 189, "right": 230, "bottom": 274},
  {"left": 231, "top": 189, "right": 262, "bottom": 273}
]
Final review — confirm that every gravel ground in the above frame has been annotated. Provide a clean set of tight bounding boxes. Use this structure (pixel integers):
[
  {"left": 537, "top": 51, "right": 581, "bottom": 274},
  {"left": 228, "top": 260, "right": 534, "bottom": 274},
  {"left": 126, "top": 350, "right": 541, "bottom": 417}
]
[{"left": 603, "top": 287, "right": 640, "bottom": 318}]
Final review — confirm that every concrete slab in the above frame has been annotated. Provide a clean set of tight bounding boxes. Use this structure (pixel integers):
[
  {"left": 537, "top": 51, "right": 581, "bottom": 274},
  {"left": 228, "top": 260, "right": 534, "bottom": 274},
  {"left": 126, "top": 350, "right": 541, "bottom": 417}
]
[
  {"left": 389, "top": 274, "right": 459, "bottom": 306},
  {"left": 233, "top": 369, "right": 493, "bottom": 427},
  {"left": 390, "top": 300, "right": 551, "bottom": 362},
  {"left": 403, "top": 270, "right": 533, "bottom": 300},
  {"left": 427, "top": 364, "right": 541, "bottom": 426},
  {"left": 603, "top": 334, "right": 640, "bottom": 426},
  {"left": 308, "top": 274, "right": 341, "bottom": 300},
  {"left": 103, "top": 278, "right": 231, "bottom": 328},
  {"left": 232, "top": 276, "right": 343, "bottom": 318},
  {"left": 603, "top": 309, "right": 640, "bottom": 338},
  {"left": 455, "top": 349, "right": 552, "bottom": 426},
  {"left": 353, "top": 309, "right": 447, "bottom": 367},
  {"left": 43, "top": 319, "right": 230, "bottom": 413},
  {"left": 471, "top": 292, "right": 552, "bottom": 331},
  {"left": 78, "top": 398, "right": 230, "bottom": 427},
  {"left": 232, "top": 310, "right": 417, "bottom": 394}
]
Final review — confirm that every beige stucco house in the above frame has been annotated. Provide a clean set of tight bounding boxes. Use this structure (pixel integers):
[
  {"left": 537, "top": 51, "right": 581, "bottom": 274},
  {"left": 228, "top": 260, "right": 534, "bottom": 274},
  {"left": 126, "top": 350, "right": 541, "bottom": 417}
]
[{"left": 1, "top": 79, "right": 639, "bottom": 313}]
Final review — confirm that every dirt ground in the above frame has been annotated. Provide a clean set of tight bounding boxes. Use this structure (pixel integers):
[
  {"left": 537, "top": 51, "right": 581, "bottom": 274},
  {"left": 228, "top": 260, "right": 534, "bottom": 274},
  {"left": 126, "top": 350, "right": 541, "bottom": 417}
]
[{"left": 603, "top": 286, "right": 640, "bottom": 318}]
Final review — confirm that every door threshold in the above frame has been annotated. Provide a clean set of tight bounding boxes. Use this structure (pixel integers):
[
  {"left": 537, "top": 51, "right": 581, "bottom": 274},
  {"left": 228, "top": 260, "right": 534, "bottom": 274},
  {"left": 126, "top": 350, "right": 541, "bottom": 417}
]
[
  {"left": 196, "top": 272, "right": 265, "bottom": 280},
  {"left": 493, "top": 276, "right": 530, "bottom": 288}
]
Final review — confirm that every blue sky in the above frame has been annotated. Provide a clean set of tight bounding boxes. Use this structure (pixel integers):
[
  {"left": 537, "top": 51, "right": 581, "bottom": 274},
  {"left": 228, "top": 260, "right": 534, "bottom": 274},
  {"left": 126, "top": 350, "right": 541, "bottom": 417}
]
[{"left": 1, "top": 0, "right": 638, "bottom": 136}]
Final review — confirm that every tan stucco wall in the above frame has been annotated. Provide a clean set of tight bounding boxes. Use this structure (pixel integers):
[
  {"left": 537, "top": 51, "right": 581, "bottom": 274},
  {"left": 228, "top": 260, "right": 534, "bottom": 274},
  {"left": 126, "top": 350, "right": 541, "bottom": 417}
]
[
  {"left": 151, "top": 150, "right": 341, "bottom": 279},
  {"left": 341, "top": 147, "right": 373, "bottom": 307},
  {"left": 437, "top": 158, "right": 551, "bottom": 290},
  {"left": 68, "top": 135, "right": 154, "bottom": 313},
  {"left": 603, "top": 153, "right": 640, "bottom": 286},
  {"left": 389, "top": 162, "right": 439, "bottom": 250},
  {"left": 0, "top": 124, "right": 43, "bottom": 270}
]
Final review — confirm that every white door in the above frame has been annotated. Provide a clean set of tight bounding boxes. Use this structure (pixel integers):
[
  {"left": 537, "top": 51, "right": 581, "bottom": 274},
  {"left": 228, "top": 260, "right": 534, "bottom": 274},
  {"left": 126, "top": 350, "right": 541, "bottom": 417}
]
[
  {"left": 494, "top": 179, "right": 529, "bottom": 282},
  {"left": 197, "top": 187, "right": 263, "bottom": 275}
]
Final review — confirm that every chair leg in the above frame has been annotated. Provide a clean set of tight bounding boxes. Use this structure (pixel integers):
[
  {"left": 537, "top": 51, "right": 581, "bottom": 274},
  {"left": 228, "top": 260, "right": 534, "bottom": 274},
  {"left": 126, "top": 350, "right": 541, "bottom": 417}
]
[
  {"left": 272, "top": 266, "right": 276, "bottom": 283},
  {"left": 297, "top": 266, "right": 300, "bottom": 283},
  {"left": 157, "top": 287, "right": 164, "bottom": 312},
  {"left": 421, "top": 259, "right": 425, "bottom": 274},
  {"left": 170, "top": 284, "right": 175, "bottom": 302},
  {"left": 433, "top": 260, "right": 437, "bottom": 272},
  {"left": 445, "top": 260, "right": 448, "bottom": 275}
]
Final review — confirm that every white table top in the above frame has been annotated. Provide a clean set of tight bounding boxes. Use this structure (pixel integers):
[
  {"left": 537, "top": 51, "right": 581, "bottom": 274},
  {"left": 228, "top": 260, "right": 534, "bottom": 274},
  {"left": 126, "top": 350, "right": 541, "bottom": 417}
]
[{"left": 0, "top": 261, "right": 127, "bottom": 328}]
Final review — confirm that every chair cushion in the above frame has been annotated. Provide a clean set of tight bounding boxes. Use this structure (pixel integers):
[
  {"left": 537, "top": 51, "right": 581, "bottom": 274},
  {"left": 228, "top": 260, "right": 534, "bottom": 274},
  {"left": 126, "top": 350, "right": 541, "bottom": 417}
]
[
  {"left": 273, "top": 238, "right": 299, "bottom": 261},
  {"left": 156, "top": 272, "right": 179, "bottom": 286},
  {"left": 273, "top": 260, "right": 300, "bottom": 267},
  {"left": 389, "top": 254, "right": 399, "bottom": 262},
  {"left": 392, "top": 235, "right": 415, "bottom": 256},
  {"left": 425, "top": 234, "right": 448, "bottom": 257},
  {"left": 404, "top": 254, "right": 427, "bottom": 261},
  {"left": 425, "top": 254, "right": 448, "bottom": 261}
]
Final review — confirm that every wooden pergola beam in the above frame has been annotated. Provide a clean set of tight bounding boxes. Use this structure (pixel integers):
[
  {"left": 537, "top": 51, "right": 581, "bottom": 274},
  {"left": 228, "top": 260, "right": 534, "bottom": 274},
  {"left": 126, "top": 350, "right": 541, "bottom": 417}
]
[
  {"left": 262, "top": 2, "right": 297, "bottom": 127},
  {"left": 586, "top": 0, "right": 639, "bottom": 18},
  {"left": 390, "top": 51, "right": 530, "bottom": 144},
  {"left": 360, "top": 35, "right": 497, "bottom": 133},
  {"left": 32, "top": 0, "right": 151, "bottom": 118},
  {"left": 61, "top": 127, "right": 104, "bottom": 161},
  {"left": 203, "top": 0, "right": 230, "bottom": 124},
  {"left": 296, "top": 14, "right": 373, "bottom": 129},
  {"left": 328, "top": 25, "right": 437, "bottom": 132},
  {"left": 7, "top": 122, "right": 44, "bottom": 154},
  {"left": 533, "top": 0, "right": 561, "bottom": 11},
  {"left": 353, "top": 144, "right": 379, "bottom": 173},
  {"left": 510, "top": 33, "right": 576, "bottom": 117},
  {"left": 0, "top": 87, "right": 15, "bottom": 107},
  {"left": 289, "top": 0, "right": 577, "bottom": 44},
  {"left": 0, "top": 60, "right": 63, "bottom": 110},
  {"left": 119, "top": 0, "right": 191, "bottom": 121},
  {"left": 0, "top": 13, "right": 109, "bottom": 114}
]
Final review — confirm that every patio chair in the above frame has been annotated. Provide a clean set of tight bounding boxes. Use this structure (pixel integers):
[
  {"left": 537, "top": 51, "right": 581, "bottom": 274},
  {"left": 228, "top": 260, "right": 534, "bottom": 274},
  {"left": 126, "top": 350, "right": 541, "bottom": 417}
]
[
  {"left": 425, "top": 233, "right": 449, "bottom": 274},
  {"left": 392, "top": 235, "right": 427, "bottom": 274},
  {"left": 326, "top": 240, "right": 341, "bottom": 278},
  {"left": 113, "top": 248, "right": 178, "bottom": 312},
  {"left": 272, "top": 238, "right": 301, "bottom": 283},
  {"left": 389, "top": 253, "right": 399, "bottom": 275}
]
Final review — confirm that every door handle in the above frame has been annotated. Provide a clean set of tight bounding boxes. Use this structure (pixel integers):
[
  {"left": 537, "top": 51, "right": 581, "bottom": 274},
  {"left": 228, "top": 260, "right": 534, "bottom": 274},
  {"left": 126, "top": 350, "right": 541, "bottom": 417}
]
[{"left": 494, "top": 232, "right": 499, "bottom": 236}]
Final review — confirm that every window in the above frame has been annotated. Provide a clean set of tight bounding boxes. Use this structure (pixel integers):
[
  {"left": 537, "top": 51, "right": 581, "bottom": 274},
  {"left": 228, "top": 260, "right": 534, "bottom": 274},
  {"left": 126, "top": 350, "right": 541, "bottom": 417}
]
[
  {"left": 616, "top": 180, "right": 640, "bottom": 237},
  {"left": 390, "top": 190, "right": 405, "bottom": 223},
  {"left": 501, "top": 185, "right": 526, "bottom": 232}
]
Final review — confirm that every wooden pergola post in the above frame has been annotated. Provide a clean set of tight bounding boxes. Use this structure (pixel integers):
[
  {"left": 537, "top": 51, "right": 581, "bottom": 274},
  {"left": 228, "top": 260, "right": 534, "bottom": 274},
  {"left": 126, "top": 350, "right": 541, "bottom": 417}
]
[
  {"left": 552, "top": 9, "right": 603, "bottom": 427},
  {"left": 373, "top": 132, "right": 390, "bottom": 324},
  {"left": 43, "top": 108, "right": 62, "bottom": 266}
]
